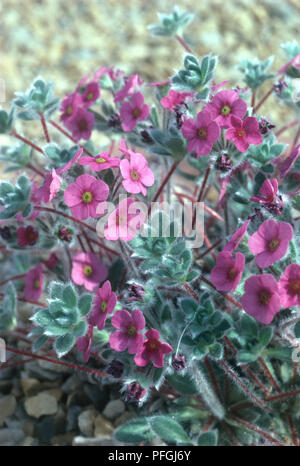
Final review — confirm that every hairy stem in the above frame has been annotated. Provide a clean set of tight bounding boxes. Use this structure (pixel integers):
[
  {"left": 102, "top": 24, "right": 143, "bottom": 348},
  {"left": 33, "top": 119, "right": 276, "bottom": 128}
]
[{"left": 191, "top": 362, "right": 225, "bottom": 420}]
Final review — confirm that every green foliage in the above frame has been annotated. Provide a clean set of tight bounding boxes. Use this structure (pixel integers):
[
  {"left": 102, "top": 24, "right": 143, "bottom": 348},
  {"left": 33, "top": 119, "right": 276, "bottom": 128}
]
[
  {"left": 0, "top": 174, "right": 32, "bottom": 220},
  {"left": 0, "top": 282, "right": 17, "bottom": 331},
  {"left": 44, "top": 143, "right": 80, "bottom": 170},
  {"left": 0, "top": 107, "right": 15, "bottom": 134},
  {"left": 172, "top": 54, "right": 217, "bottom": 96},
  {"left": 197, "top": 430, "right": 218, "bottom": 446},
  {"left": 148, "top": 5, "right": 194, "bottom": 37},
  {"left": 31, "top": 282, "right": 92, "bottom": 357},
  {"left": 0, "top": 143, "right": 31, "bottom": 172},
  {"left": 247, "top": 132, "right": 286, "bottom": 168},
  {"left": 238, "top": 57, "right": 274, "bottom": 90},
  {"left": 148, "top": 125, "right": 187, "bottom": 160},
  {"left": 13, "top": 77, "right": 59, "bottom": 119}
]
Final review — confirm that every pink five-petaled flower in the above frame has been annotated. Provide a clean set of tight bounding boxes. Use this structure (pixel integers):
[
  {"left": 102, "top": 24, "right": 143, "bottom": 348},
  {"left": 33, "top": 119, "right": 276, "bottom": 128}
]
[
  {"left": 160, "top": 89, "right": 193, "bottom": 112},
  {"left": 181, "top": 109, "right": 220, "bottom": 156},
  {"left": 241, "top": 274, "right": 281, "bottom": 324},
  {"left": 114, "top": 74, "right": 143, "bottom": 103},
  {"left": 65, "top": 107, "right": 95, "bottom": 142},
  {"left": 278, "top": 264, "right": 300, "bottom": 308},
  {"left": 250, "top": 178, "right": 278, "bottom": 205},
  {"left": 223, "top": 219, "right": 250, "bottom": 252},
  {"left": 60, "top": 93, "right": 81, "bottom": 124},
  {"left": 77, "top": 324, "right": 93, "bottom": 363},
  {"left": 35, "top": 169, "right": 61, "bottom": 204},
  {"left": 226, "top": 115, "right": 263, "bottom": 152},
  {"left": 80, "top": 82, "right": 100, "bottom": 108},
  {"left": 109, "top": 309, "right": 145, "bottom": 354},
  {"left": 24, "top": 264, "right": 44, "bottom": 301},
  {"left": 248, "top": 219, "right": 294, "bottom": 268},
  {"left": 64, "top": 174, "right": 109, "bottom": 220},
  {"left": 71, "top": 252, "right": 108, "bottom": 292},
  {"left": 79, "top": 151, "right": 120, "bottom": 172},
  {"left": 210, "top": 251, "right": 245, "bottom": 292},
  {"left": 205, "top": 90, "right": 247, "bottom": 128},
  {"left": 17, "top": 225, "right": 39, "bottom": 247},
  {"left": 134, "top": 329, "right": 172, "bottom": 368},
  {"left": 120, "top": 92, "right": 150, "bottom": 132},
  {"left": 104, "top": 197, "right": 146, "bottom": 241},
  {"left": 120, "top": 150, "right": 154, "bottom": 196},
  {"left": 89, "top": 280, "right": 117, "bottom": 330}
]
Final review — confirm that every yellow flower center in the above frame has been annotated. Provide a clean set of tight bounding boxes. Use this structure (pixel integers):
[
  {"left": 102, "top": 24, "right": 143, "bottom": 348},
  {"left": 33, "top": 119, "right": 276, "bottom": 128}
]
[
  {"left": 268, "top": 238, "right": 279, "bottom": 252},
  {"left": 34, "top": 279, "right": 40, "bottom": 289},
  {"left": 130, "top": 170, "right": 139, "bottom": 181},
  {"left": 259, "top": 290, "right": 271, "bottom": 305},
  {"left": 197, "top": 128, "right": 207, "bottom": 139},
  {"left": 237, "top": 129, "right": 246, "bottom": 138},
  {"left": 87, "top": 92, "right": 94, "bottom": 101},
  {"left": 221, "top": 105, "right": 231, "bottom": 115},
  {"left": 228, "top": 267, "right": 238, "bottom": 280},
  {"left": 83, "top": 265, "right": 93, "bottom": 276},
  {"left": 82, "top": 191, "right": 93, "bottom": 203},
  {"left": 133, "top": 108, "right": 141, "bottom": 118},
  {"left": 96, "top": 157, "right": 107, "bottom": 163},
  {"left": 289, "top": 281, "right": 300, "bottom": 295},
  {"left": 66, "top": 105, "right": 72, "bottom": 115},
  {"left": 127, "top": 325, "right": 137, "bottom": 336},
  {"left": 101, "top": 301, "right": 107, "bottom": 312}
]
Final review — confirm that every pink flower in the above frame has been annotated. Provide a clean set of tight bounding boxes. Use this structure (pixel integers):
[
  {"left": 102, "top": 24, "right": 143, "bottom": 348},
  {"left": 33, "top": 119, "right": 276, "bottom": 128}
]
[
  {"left": 160, "top": 89, "right": 193, "bottom": 111},
  {"left": 79, "top": 151, "right": 120, "bottom": 172},
  {"left": 248, "top": 219, "right": 294, "bottom": 268},
  {"left": 114, "top": 74, "right": 143, "bottom": 103},
  {"left": 80, "top": 82, "right": 100, "bottom": 107},
  {"left": 250, "top": 179, "right": 278, "bottom": 205},
  {"left": 210, "top": 251, "right": 245, "bottom": 292},
  {"left": 181, "top": 109, "right": 220, "bottom": 156},
  {"left": 147, "top": 80, "right": 171, "bottom": 87},
  {"left": 65, "top": 108, "right": 95, "bottom": 142},
  {"left": 211, "top": 80, "right": 230, "bottom": 94},
  {"left": 71, "top": 252, "right": 108, "bottom": 291},
  {"left": 89, "top": 280, "right": 117, "bottom": 330},
  {"left": 277, "top": 52, "right": 300, "bottom": 75},
  {"left": 278, "top": 264, "right": 300, "bottom": 308},
  {"left": 104, "top": 197, "right": 146, "bottom": 241},
  {"left": 35, "top": 169, "right": 61, "bottom": 204},
  {"left": 120, "top": 92, "right": 150, "bottom": 132},
  {"left": 77, "top": 324, "right": 93, "bottom": 362},
  {"left": 120, "top": 150, "right": 154, "bottom": 196},
  {"left": 24, "top": 264, "right": 43, "bottom": 301},
  {"left": 60, "top": 93, "right": 81, "bottom": 123},
  {"left": 109, "top": 309, "right": 145, "bottom": 354},
  {"left": 134, "top": 329, "right": 172, "bottom": 368},
  {"left": 278, "top": 145, "right": 300, "bottom": 179},
  {"left": 17, "top": 225, "right": 39, "bottom": 247},
  {"left": 64, "top": 174, "right": 109, "bottom": 220},
  {"left": 241, "top": 274, "right": 281, "bottom": 324},
  {"left": 223, "top": 219, "right": 250, "bottom": 252},
  {"left": 205, "top": 90, "right": 247, "bottom": 128},
  {"left": 226, "top": 116, "right": 263, "bottom": 152}
]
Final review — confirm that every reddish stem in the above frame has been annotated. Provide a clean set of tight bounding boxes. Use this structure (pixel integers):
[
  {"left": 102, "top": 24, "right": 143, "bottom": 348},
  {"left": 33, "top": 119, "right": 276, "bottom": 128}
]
[
  {"left": 40, "top": 113, "right": 50, "bottom": 143},
  {"left": 35, "top": 206, "right": 97, "bottom": 234},
  {"left": 253, "top": 87, "right": 274, "bottom": 113},
  {"left": 5, "top": 345, "right": 108, "bottom": 378},
  {"left": 287, "top": 414, "right": 298, "bottom": 446},
  {"left": 192, "top": 167, "right": 211, "bottom": 229},
  {"left": 27, "top": 163, "right": 44, "bottom": 177},
  {"left": 196, "top": 239, "right": 223, "bottom": 261},
  {"left": 258, "top": 357, "right": 281, "bottom": 393},
  {"left": 264, "top": 389, "right": 300, "bottom": 402},
  {"left": 201, "top": 416, "right": 215, "bottom": 433},
  {"left": 175, "top": 34, "right": 193, "bottom": 54},
  {"left": 11, "top": 130, "right": 44, "bottom": 154},
  {"left": 204, "top": 357, "right": 222, "bottom": 402},
  {"left": 0, "top": 273, "right": 26, "bottom": 287},
  {"left": 148, "top": 161, "right": 179, "bottom": 215},
  {"left": 49, "top": 120, "right": 94, "bottom": 157},
  {"left": 228, "top": 415, "right": 286, "bottom": 446},
  {"left": 198, "top": 274, "right": 243, "bottom": 310},
  {"left": 275, "top": 120, "right": 299, "bottom": 137}
]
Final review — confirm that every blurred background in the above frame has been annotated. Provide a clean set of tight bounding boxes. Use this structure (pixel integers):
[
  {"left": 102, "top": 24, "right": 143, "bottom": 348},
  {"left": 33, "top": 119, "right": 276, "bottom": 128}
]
[{"left": 1, "top": 0, "right": 300, "bottom": 103}]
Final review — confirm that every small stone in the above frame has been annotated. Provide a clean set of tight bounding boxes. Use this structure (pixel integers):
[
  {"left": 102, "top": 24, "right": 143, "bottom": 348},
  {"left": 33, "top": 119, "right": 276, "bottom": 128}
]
[
  {"left": 102, "top": 399, "right": 125, "bottom": 421},
  {"left": 114, "top": 411, "right": 136, "bottom": 427},
  {"left": 20, "top": 378, "right": 41, "bottom": 397},
  {"left": 94, "top": 414, "right": 114, "bottom": 440},
  {"left": 78, "top": 409, "right": 97, "bottom": 437},
  {"left": 62, "top": 374, "right": 81, "bottom": 394},
  {"left": 24, "top": 392, "right": 58, "bottom": 419},
  {"left": 73, "top": 436, "right": 119, "bottom": 446},
  {"left": 51, "top": 432, "right": 75, "bottom": 446},
  {"left": 20, "top": 436, "right": 36, "bottom": 446},
  {"left": 0, "top": 395, "right": 17, "bottom": 425},
  {"left": 43, "top": 388, "right": 63, "bottom": 402},
  {"left": 0, "top": 428, "right": 24, "bottom": 446},
  {"left": 24, "top": 421, "right": 35, "bottom": 437}
]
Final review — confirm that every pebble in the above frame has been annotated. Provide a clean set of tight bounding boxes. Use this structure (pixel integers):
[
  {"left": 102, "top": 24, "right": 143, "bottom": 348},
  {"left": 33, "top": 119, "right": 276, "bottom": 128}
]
[
  {"left": 24, "top": 392, "right": 58, "bottom": 419},
  {"left": 0, "top": 428, "right": 24, "bottom": 446},
  {"left": 20, "top": 378, "right": 41, "bottom": 397},
  {"left": 93, "top": 413, "right": 114, "bottom": 440},
  {"left": 0, "top": 395, "right": 17, "bottom": 426},
  {"left": 102, "top": 399, "right": 125, "bottom": 421},
  {"left": 78, "top": 408, "right": 97, "bottom": 437}
]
